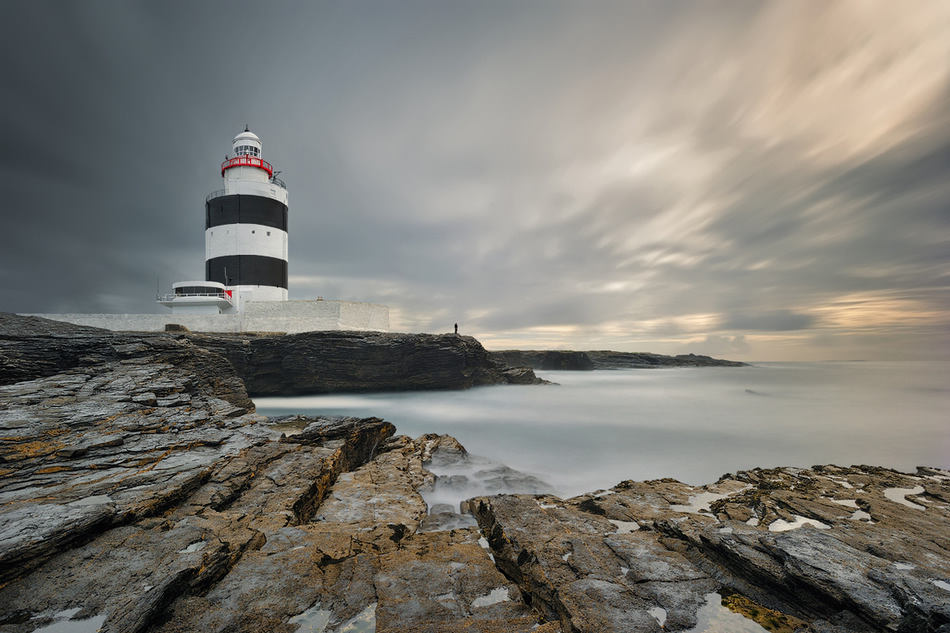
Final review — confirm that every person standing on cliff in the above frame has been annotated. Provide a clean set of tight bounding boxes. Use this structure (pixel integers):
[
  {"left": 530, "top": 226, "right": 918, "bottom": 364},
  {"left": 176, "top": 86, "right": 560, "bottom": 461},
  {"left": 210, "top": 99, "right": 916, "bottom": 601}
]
[{"left": 454, "top": 323, "right": 458, "bottom": 335}]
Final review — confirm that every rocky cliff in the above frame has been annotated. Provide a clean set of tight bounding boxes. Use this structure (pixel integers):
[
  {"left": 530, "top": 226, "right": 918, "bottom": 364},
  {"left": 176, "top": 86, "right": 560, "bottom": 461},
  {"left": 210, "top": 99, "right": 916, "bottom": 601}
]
[
  {"left": 0, "top": 313, "right": 542, "bottom": 396},
  {"left": 489, "top": 349, "right": 746, "bottom": 370},
  {"left": 184, "top": 331, "right": 543, "bottom": 396},
  {"left": 489, "top": 350, "right": 596, "bottom": 371},
  {"left": 0, "top": 313, "right": 253, "bottom": 410}
]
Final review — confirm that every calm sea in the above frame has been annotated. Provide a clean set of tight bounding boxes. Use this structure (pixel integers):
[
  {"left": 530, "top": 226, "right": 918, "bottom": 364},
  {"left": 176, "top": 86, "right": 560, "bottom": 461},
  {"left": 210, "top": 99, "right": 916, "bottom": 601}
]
[{"left": 256, "top": 361, "right": 950, "bottom": 498}]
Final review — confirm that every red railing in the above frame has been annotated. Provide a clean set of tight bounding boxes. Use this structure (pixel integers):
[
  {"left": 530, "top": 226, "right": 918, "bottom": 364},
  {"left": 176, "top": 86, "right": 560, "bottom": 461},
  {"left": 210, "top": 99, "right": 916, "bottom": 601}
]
[{"left": 221, "top": 155, "right": 274, "bottom": 177}]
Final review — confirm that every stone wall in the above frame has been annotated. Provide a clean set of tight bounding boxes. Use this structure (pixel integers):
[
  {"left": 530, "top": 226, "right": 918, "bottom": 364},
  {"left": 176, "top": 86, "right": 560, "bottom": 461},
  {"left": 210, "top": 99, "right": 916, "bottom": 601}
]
[
  {"left": 24, "top": 299, "right": 390, "bottom": 333},
  {"left": 339, "top": 299, "right": 391, "bottom": 331}
]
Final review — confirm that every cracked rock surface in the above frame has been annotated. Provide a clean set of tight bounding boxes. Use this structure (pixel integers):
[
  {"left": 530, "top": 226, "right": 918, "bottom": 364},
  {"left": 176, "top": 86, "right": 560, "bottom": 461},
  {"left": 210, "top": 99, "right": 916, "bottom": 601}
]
[
  {"left": 473, "top": 465, "right": 950, "bottom": 633},
  {"left": 0, "top": 412, "right": 551, "bottom": 633}
]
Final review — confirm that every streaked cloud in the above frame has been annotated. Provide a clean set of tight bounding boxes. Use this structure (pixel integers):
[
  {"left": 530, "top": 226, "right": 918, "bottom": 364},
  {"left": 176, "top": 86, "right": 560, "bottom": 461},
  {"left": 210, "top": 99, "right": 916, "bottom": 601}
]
[{"left": 1, "top": 1, "right": 948, "bottom": 360}]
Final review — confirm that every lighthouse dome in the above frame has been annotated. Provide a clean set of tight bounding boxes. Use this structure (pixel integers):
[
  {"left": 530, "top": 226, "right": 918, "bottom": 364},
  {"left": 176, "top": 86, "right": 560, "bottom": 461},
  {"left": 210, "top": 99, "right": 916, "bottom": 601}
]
[{"left": 232, "top": 128, "right": 262, "bottom": 157}]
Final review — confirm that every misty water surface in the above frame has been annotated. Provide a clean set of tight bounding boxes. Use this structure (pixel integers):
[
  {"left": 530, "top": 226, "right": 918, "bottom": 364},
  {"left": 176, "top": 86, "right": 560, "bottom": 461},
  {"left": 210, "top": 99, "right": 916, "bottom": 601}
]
[{"left": 256, "top": 361, "right": 950, "bottom": 497}]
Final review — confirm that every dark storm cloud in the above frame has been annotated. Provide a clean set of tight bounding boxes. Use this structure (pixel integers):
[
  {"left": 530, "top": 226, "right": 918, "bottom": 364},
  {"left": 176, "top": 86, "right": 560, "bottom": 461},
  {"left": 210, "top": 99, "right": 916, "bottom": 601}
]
[
  {"left": 1, "top": 1, "right": 948, "bottom": 359},
  {"left": 0, "top": 2, "right": 233, "bottom": 311}
]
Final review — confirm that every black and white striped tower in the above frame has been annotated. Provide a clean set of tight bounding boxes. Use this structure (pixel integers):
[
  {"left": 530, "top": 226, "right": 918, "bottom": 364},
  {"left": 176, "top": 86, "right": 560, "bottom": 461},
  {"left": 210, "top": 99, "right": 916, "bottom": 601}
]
[{"left": 205, "top": 127, "right": 289, "bottom": 305}]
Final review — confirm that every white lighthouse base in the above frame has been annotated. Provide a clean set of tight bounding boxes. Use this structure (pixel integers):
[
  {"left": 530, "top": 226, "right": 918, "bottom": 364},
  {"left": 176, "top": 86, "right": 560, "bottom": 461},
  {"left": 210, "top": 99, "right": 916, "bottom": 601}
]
[{"left": 26, "top": 299, "right": 389, "bottom": 334}]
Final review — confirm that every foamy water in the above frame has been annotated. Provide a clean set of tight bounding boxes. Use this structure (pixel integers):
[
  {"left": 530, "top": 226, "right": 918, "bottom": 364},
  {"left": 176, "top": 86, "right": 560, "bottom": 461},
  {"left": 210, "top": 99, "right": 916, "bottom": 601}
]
[{"left": 257, "top": 361, "right": 950, "bottom": 498}]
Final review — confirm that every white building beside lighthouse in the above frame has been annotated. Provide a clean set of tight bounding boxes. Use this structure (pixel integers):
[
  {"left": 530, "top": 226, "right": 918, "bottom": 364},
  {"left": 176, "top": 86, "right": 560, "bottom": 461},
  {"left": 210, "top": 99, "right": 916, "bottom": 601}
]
[{"left": 30, "top": 128, "right": 389, "bottom": 333}]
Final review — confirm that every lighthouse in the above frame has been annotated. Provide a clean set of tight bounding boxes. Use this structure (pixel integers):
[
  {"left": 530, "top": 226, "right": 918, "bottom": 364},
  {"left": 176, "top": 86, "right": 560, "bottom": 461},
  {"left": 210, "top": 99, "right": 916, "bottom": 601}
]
[
  {"left": 36, "top": 128, "right": 389, "bottom": 331},
  {"left": 160, "top": 127, "right": 289, "bottom": 314},
  {"left": 103, "top": 127, "right": 390, "bottom": 331},
  {"left": 206, "top": 127, "right": 289, "bottom": 305}
]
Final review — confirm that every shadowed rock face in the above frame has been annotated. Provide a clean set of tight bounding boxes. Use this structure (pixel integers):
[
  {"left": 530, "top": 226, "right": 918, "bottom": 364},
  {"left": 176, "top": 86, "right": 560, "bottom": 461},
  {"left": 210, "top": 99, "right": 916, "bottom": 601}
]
[
  {"left": 185, "top": 331, "right": 544, "bottom": 396},
  {"left": 489, "top": 350, "right": 597, "bottom": 371},
  {"left": 489, "top": 349, "right": 746, "bottom": 370}
]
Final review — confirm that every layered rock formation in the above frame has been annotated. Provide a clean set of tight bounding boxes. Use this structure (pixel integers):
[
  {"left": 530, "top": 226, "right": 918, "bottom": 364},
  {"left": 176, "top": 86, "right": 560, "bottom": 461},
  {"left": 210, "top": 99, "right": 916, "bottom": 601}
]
[
  {"left": 488, "top": 351, "right": 596, "bottom": 371},
  {"left": 489, "top": 349, "right": 746, "bottom": 370},
  {"left": 586, "top": 350, "right": 746, "bottom": 369},
  {"left": 0, "top": 313, "right": 542, "bottom": 396},
  {"left": 184, "top": 331, "right": 543, "bottom": 396}
]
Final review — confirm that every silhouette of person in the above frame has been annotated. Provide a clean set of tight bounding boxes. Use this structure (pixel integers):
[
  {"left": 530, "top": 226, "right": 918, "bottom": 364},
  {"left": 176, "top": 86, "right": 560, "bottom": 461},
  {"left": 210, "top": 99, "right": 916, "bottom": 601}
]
[{"left": 454, "top": 323, "right": 458, "bottom": 335}]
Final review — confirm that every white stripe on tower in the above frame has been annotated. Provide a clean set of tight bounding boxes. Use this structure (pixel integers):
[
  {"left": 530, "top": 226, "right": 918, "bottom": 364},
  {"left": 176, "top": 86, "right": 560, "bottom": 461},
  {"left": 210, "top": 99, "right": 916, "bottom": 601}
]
[{"left": 205, "top": 224, "right": 288, "bottom": 261}]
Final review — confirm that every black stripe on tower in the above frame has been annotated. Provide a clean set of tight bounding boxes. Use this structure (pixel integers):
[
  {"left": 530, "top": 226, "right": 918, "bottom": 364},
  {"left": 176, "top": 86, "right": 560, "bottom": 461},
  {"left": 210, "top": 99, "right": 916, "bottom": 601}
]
[
  {"left": 206, "top": 255, "right": 288, "bottom": 289},
  {"left": 206, "top": 194, "right": 288, "bottom": 231}
]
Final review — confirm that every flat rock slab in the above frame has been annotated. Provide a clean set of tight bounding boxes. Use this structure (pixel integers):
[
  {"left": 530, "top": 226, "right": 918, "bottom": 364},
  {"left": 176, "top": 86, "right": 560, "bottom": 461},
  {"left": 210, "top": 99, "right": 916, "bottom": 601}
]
[
  {"left": 653, "top": 464, "right": 950, "bottom": 632},
  {"left": 473, "top": 465, "right": 950, "bottom": 633},
  {"left": 472, "top": 494, "right": 716, "bottom": 633}
]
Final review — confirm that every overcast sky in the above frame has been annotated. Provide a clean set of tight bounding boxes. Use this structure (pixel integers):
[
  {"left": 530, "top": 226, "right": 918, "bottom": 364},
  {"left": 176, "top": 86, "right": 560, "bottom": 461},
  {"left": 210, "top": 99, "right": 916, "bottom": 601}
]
[{"left": 2, "top": 1, "right": 948, "bottom": 360}]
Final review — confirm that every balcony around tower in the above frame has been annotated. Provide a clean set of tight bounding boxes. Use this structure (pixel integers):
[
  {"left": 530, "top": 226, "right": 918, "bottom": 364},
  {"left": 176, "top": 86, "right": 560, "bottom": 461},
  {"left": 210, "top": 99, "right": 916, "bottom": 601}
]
[{"left": 221, "top": 155, "right": 274, "bottom": 178}]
